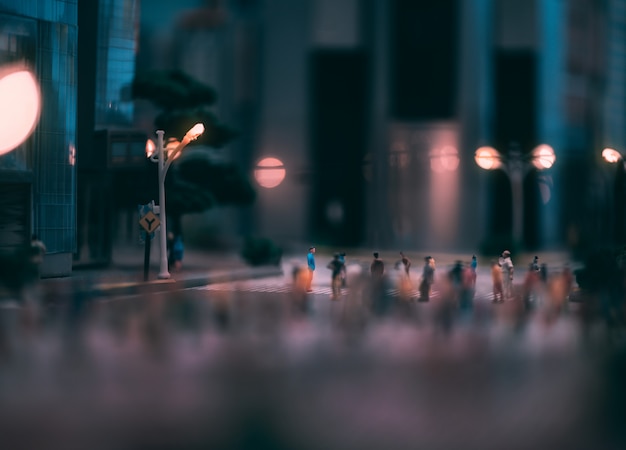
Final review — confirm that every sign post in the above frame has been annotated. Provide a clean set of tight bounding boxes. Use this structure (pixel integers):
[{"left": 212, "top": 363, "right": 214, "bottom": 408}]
[
  {"left": 143, "top": 230, "right": 151, "bottom": 282},
  {"left": 138, "top": 202, "right": 160, "bottom": 281}
]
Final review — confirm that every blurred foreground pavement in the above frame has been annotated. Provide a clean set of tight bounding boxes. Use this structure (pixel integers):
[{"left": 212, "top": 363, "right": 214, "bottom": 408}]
[{"left": 0, "top": 249, "right": 625, "bottom": 450}]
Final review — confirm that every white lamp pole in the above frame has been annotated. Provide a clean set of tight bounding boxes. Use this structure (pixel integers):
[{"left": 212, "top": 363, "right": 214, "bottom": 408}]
[
  {"left": 156, "top": 130, "right": 169, "bottom": 279},
  {"left": 149, "top": 124, "right": 205, "bottom": 279}
]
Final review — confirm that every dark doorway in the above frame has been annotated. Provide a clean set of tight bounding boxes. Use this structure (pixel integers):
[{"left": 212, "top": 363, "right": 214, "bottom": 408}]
[
  {"left": 309, "top": 50, "right": 369, "bottom": 247},
  {"left": 489, "top": 50, "right": 540, "bottom": 249}
]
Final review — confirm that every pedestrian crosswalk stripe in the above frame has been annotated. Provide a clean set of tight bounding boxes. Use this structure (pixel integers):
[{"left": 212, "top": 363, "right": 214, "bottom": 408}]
[
  {"left": 196, "top": 282, "right": 439, "bottom": 299},
  {"left": 195, "top": 281, "right": 516, "bottom": 304}
]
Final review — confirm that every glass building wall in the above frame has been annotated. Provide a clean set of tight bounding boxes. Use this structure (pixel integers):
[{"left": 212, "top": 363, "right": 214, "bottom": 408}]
[
  {"left": 0, "top": 1, "right": 77, "bottom": 273},
  {"left": 94, "top": 0, "right": 139, "bottom": 126},
  {"left": 34, "top": 19, "right": 77, "bottom": 253}
]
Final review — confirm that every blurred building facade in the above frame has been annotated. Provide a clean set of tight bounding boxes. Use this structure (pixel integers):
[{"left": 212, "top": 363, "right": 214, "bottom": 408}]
[
  {"left": 2, "top": 0, "right": 625, "bottom": 277},
  {"left": 136, "top": 0, "right": 624, "bottom": 254},
  {"left": 74, "top": 0, "right": 147, "bottom": 267},
  {"left": 0, "top": 1, "right": 77, "bottom": 276}
]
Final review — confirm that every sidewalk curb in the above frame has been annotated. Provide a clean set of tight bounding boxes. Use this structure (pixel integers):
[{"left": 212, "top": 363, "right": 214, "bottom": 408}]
[{"left": 87, "top": 266, "right": 284, "bottom": 298}]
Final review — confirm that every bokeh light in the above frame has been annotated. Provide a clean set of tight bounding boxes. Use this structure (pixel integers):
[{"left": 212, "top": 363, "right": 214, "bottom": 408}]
[
  {"left": 145, "top": 139, "right": 156, "bottom": 158},
  {"left": 474, "top": 146, "right": 502, "bottom": 170},
  {"left": 0, "top": 65, "right": 41, "bottom": 156},
  {"left": 602, "top": 147, "right": 622, "bottom": 164},
  {"left": 531, "top": 144, "right": 556, "bottom": 169},
  {"left": 254, "top": 157, "right": 286, "bottom": 188},
  {"left": 430, "top": 145, "right": 460, "bottom": 172}
]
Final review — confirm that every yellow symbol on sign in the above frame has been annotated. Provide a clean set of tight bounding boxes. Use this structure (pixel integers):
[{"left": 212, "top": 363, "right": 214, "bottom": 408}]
[{"left": 139, "top": 210, "right": 160, "bottom": 233}]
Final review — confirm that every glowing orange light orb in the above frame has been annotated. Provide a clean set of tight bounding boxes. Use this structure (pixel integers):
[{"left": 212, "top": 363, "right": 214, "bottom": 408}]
[
  {"left": 474, "top": 146, "right": 502, "bottom": 170},
  {"left": 531, "top": 144, "right": 556, "bottom": 169}
]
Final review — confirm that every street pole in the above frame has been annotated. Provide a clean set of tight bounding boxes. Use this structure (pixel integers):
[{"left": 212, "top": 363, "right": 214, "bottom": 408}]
[
  {"left": 507, "top": 148, "right": 525, "bottom": 249},
  {"left": 475, "top": 143, "right": 555, "bottom": 251},
  {"left": 156, "top": 130, "right": 170, "bottom": 279},
  {"left": 147, "top": 124, "right": 204, "bottom": 280}
]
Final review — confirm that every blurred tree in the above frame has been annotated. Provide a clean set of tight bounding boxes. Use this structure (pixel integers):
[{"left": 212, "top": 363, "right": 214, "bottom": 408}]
[{"left": 132, "top": 69, "right": 256, "bottom": 236}]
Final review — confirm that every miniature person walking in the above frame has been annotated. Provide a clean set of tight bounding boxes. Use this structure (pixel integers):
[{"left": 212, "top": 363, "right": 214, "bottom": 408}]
[
  {"left": 306, "top": 246, "right": 316, "bottom": 293},
  {"left": 491, "top": 259, "right": 504, "bottom": 303},
  {"left": 399, "top": 251, "right": 412, "bottom": 277},
  {"left": 470, "top": 254, "right": 478, "bottom": 288},
  {"left": 338, "top": 252, "right": 347, "bottom": 287},
  {"left": 531, "top": 255, "right": 540, "bottom": 272},
  {"left": 170, "top": 234, "right": 184, "bottom": 271},
  {"left": 419, "top": 256, "right": 435, "bottom": 302},
  {"left": 370, "top": 252, "right": 385, "bottom": 279},
  {"left": 500, "top": 250, "right": 514, "bottom": 299}
]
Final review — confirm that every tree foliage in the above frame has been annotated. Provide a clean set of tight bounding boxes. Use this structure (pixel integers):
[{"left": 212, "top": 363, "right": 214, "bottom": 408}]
[
  {"left": 132, "top": 69, "right": 256, "bottom": 230},
  {"left": 133, "top": 69, "right": 239, "bottom": 148},
  {"left": 132, "top": 69, "right": 217, "bottom": 109},
  {"left": 165, "top": 151, "right": 256, "bottom": 217}
]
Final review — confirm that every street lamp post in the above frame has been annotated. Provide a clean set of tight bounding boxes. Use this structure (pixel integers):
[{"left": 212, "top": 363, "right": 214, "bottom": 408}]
[
  {"left": 602, "top": 147, "right": 626, "bottom": 245},
  {"left": 475, "top": 143, "right": 556, "bottom": 248},
  {"left": 147, "top": 123, "right": 205, "bottom": 279}
]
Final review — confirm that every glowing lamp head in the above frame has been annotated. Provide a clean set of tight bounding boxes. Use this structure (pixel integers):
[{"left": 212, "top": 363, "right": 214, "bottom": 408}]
[
  {"left": 474, "top": 146, "right": 502, "bottom": 170},
  {"left": 602, "top": 148, "right": 623, "bottom": 164},
  {"left": 145, "top": 139, "right": 156, "bottom": 158},
  {"left": 531, "top": 144, "right": 556, "bottom": 169},
  {"left": 254, "top": 157, "right": 286, "bottom": 188},
  {"left": 185, "top": 123, "right": 205, "bottom": 141},
  {"left": 0, "top": 64, "right": 41, "bottom": 156}
]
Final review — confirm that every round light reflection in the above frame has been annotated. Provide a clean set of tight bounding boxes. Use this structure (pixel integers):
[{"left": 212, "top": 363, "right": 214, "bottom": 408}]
[
  {"left": 0, "top": 65, "right": 41, "bottom": 156},
  {"left": 254, "top": 157, "right": 286, "bottom": 188},
  {"left": 531, "top": 144, "right": 556, "bottom": 169},
  {"left": 431, "top": 146, "right": 460, "bottom": 172},
  {"left": 475, "top": 146, "right": 502, "bottom": 170},
  {"left": 602, "top": 148, "right": 622, "bottom": 164}
]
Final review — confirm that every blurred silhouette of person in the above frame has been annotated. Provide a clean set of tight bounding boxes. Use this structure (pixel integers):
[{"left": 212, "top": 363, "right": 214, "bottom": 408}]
[
  {"left": 561, "top": 263, "right": 574, "bottom": 301},
  {"left": 397, "top": 269, "right": 415, "bottom": 305},
  {"left": 544, "top": 263, "right": 574, "bottom": 320},
  {"left": 532, "top": 255, "right": 540, "bottom": 272},
  {"left": 168, "top": 233, "right": 184, "bottom": 271},
  {"left": 370, "top": 252, "right": 385, "bottom": 279},
  {"left": 338, "top": 252, "right": 347, "bottom": 287},
  {"left": 460, "top": 262, "right": 475, "bottom": 311},
  {"left": 20, "top": 234, "right": 48, "bottom": 315},
  {"left": 29, "top": 234, "right": 46, "bottom": 278},
  {"left": 306, "top": 246, "right": 316, "bottom": 292},
  {"left": 369, "top": 252, "right": 390, "bottom": 315},
  {"left": 545, "top": 269, "right": 571, "bottom": 324},
  {"left": 491, "top": 259, "right": 504, "bottom": 303},
  {"left": 290, "top": 265, "right": 310, "bottom": 316},
  {"left": 327, "top": 253, "right": 344, "bottom": 300},
  {"left": 540, "top": 263, "right": 548, "bottom": 283},
  {"left": 449, "top": 260, "right": 464, "bottom": 302},
  {"left": 522, "top": 263, "right": 541, "bottom": 311},
  {"left": 399, "top": 251, "right": 411, "bottom": 277},
  {"left": 167, "top": 231, "right": 175, "bottom": 268},
  {"left": 500, "top": 250, "right": 514, "bottom": 299},
  {"left": 419, "top": 256, "right": 435, "bottom": 302}
]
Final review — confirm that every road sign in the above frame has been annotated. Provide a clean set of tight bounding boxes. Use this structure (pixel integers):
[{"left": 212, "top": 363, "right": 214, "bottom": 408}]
[{"left": 139, "top": 210, "right": 160, "bottom": 233}]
